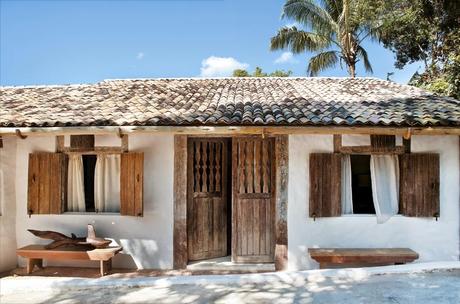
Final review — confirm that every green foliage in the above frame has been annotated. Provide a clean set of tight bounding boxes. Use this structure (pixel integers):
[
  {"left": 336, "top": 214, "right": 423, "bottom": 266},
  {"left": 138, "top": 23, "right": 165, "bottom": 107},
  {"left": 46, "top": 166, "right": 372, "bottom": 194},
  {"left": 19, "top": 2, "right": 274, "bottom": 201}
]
[
  {"left": 232, "top": 69, "right": 250, "bottom": 77},
  {"left": 232, "top": 67, "right": 293, "bottom": 77},
  {"left": 271, "top": 0, "right": 381, "bottom": 77},
  {"left": 269, "top": 69, "right": 293, "bottom": 77},
  {"left": 377, "top": 0, "right": 460, "bottom": 98},
  {"left": 378, "top": 0, "right": 459, "bottom": 69},
  {"left": 253, "top": 67, "right": 268, "bottom": 77}
]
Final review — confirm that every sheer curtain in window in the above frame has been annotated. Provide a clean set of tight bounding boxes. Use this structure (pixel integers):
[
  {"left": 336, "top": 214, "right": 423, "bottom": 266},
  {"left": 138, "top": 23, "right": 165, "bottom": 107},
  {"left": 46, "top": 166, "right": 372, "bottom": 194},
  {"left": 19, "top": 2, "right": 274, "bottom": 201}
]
[
  {"left": 67, "top": 154, "right": 86, "bottom": 212},
  {"left": 370, "top": 155, "right": 399, "bottom": 223},
  {"left": 341, "top": 154, "right": 353, "bottom": 214},
  {"left": 94, "top": 154, "right": 120, "bottom": 213}
]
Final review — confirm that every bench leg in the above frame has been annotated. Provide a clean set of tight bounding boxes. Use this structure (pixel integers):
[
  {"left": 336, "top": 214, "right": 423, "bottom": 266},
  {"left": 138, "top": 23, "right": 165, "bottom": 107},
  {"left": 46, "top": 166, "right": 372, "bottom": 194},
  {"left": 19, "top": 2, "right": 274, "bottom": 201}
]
[
  {"left": 100, "top": 259, "right": 112, "bottom": 277},
  {"left": 27, "top": 258, "right": 43, "bottom": 274}
]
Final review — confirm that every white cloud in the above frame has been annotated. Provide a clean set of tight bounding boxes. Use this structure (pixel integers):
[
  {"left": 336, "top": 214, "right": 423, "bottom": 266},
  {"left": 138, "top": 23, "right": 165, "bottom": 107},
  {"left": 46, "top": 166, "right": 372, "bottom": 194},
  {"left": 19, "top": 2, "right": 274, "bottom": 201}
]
[
  {"left": 274, "top": 52, "right": 297, "bottom": 64},
  {"left": 137, "top": 52, "right": 144, "bottom": 60},
  {"left": 200, "top": 56, "right": 249, "bottom": 77}
]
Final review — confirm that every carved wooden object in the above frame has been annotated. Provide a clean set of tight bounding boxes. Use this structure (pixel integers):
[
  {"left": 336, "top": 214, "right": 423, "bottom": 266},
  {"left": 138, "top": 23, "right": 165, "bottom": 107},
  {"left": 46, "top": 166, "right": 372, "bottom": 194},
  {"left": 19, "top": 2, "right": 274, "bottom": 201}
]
[{"left": 28, "top": 224, "right": 111, "bottom": 249}]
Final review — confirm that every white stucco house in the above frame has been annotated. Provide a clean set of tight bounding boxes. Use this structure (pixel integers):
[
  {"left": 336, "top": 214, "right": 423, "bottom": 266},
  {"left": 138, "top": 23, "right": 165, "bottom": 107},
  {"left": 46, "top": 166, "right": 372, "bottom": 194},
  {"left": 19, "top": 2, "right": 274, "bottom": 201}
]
[{"left": 0, "top": 77, "right": 459, "bottom": 273}]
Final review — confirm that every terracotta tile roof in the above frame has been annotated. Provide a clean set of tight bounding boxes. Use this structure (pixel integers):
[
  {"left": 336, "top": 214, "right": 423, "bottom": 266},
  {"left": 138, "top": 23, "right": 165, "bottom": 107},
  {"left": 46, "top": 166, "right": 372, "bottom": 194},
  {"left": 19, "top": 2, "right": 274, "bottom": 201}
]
[{"left": 1, "top": 77, "right": 459, "bottom": 128}]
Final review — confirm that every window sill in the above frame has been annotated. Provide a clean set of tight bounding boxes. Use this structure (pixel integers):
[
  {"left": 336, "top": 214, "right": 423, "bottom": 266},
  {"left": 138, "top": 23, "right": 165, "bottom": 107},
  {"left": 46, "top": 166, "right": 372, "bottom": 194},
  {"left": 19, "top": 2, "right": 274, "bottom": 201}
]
[{"left": 63, "top": 212, "right": 121, "bottom": 216}]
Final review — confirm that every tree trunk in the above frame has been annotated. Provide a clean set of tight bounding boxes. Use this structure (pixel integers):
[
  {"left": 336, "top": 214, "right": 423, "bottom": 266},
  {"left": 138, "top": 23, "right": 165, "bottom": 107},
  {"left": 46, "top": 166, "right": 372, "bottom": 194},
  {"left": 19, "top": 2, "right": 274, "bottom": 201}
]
[{"left": 348, "top": 63, "right": 356, "bottom": 78}]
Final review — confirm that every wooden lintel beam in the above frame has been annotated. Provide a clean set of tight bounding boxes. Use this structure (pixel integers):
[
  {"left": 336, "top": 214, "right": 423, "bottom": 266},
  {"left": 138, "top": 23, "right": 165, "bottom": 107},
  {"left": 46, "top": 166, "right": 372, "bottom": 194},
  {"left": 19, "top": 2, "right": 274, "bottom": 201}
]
[
  {"left": 1, "top": 126, "right": 460, "bottom": 137},
  {"left": 339, "top": 145, "right": 405, "bottom": 155}
]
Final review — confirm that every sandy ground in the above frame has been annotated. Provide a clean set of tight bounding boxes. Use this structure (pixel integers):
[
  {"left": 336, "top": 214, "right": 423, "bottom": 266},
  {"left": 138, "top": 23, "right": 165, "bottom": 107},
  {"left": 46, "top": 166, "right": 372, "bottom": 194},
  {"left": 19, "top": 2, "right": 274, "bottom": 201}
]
[{"left": 1, "top": 269, "right": 460, "bottom": 304}]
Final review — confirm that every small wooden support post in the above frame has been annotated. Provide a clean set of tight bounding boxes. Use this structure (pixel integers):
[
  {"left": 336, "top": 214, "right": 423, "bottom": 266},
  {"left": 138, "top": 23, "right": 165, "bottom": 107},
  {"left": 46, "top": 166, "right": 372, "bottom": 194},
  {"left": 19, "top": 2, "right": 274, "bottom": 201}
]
[
  {"left": 27, "top": 258, "right": 43, "bottom": 274},
  {"left": 0, "top": 136, "right": 3, "bottom": 148},
  {"left": 100, "top": 259, "right": 112, "bottom": 276},
  {"left": 56, "top": 136, "right": 64, "bottom": 152},
  {"left": 403, "top": 138, "right": 411, "bottom": 153},
  {"left": 333, "top": 134, "right": 342, "bottom": 153},
  {"left": 121, "top": 134, "right": 129, "bottom": 152},
  {"left": 275, "top": 135, "right": 289, "bottom": 271}
]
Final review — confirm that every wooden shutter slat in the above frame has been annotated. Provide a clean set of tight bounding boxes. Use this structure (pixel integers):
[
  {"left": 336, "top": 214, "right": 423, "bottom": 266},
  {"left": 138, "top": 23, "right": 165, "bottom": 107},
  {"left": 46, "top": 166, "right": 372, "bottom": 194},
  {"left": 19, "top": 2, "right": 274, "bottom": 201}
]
[
  {"left": 38, "top": 154, "right": 50, "bottom": 214},
  {"left": 309, "top": 153, "right": 341, "bottom": 218},
  {"left": 27, "top": 153, "right": 65, "bottom": 215},
  {"left": 399, "top": 153, "right": 439, "bottom": 217},
  {"left": 120, "top": 152, "right": 144, "bottom": 216},
  {"left": 49, "top": 154, "right": 64, "bottom": 214}
]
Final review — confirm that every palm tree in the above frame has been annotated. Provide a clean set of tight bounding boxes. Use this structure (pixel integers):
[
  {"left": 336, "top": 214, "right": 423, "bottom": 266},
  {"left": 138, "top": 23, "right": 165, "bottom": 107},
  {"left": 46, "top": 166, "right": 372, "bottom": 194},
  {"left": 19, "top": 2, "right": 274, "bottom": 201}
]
[{"left": 271, "top": 0, "right": 379, "bottom": 77}]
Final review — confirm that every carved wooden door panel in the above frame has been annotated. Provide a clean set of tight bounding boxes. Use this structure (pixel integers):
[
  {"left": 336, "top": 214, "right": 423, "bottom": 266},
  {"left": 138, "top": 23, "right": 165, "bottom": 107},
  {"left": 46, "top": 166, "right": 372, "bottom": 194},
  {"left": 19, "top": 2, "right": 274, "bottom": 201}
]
[
  {"left": 187, "top": 138, "right": 229, "bottom": 261},
  {"left": 232, "top": 137, "right": 275, "bottom": 263}
]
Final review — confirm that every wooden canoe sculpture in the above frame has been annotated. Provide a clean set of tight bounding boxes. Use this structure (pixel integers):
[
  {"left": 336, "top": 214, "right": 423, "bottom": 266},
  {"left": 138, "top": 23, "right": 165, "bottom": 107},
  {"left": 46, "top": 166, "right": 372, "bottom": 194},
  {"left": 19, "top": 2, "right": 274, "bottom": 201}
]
[{"left": 28, "top": 224, "right": 112, "bottom": 249}]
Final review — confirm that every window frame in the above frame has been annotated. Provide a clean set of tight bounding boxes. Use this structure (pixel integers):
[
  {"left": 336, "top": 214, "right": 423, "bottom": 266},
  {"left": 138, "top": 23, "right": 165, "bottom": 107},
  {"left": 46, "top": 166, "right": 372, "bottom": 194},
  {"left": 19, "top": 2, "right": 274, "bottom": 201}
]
[
  {"left": 342, "top": 152, "right": 402, "bottom": 217},
  {"left": 63, "top": 150, "right": 123, "bottom": 215}
]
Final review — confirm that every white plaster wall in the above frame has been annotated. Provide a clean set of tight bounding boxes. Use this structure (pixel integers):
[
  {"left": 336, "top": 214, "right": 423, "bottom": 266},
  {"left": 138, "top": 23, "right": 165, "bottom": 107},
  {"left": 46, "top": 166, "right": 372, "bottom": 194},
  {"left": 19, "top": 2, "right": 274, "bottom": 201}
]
[
  {"left": 0, "top": 137, "right": 18, "bottom": 272},
  {"left": 288, "top": 135, "right": 460, "bottom": 270},
  {"left": 15, "top": 134, "right": 174, "bottom": 269}
]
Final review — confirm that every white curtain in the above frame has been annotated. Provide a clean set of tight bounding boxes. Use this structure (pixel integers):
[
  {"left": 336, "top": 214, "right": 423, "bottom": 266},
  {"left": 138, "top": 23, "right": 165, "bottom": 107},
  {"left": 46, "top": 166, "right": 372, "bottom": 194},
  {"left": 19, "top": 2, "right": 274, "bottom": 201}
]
[
  {"left": 67, "top": 155, "right": 86, "bottom": 212},
  {"left": 94, "top": 154, "right": 120, "bottom": 213},
  {"left": 370, "top": 155, "right": 399, "bottom": 224},
  {"left": 341, "top": 154, "right": 353, "bottom": 214}
]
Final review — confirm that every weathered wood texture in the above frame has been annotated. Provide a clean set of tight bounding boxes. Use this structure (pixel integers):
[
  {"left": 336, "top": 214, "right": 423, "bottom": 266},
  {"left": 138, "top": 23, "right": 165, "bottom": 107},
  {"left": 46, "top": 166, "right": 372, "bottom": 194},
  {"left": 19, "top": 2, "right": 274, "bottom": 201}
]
[
  {"left": 232, "top": 137, "right": 275, "bottom": 263},
  {"left": 28, "top": 153, "right": 67, "bottom": 215},
  {"left": 309, "top": 153, "right": 342, "bottom": 218},
  {"left": 28, "top": 225, "right": 111, "bottom": 249},
  {"left": 308, "top": 248, "right": 419, "bottom": 269},
  {"left": 70, "top": 135, "right": 95, "bottom": 150},
  {"left": 17, "top": 245, "right": 122, "bottom": 276},
  {"left": 120, "top": 152, "right": 144, "bottom": 216},
  {"left": 5, "top": 125, "right": 460, "bottom": 137},
  {"left": 187, "top": 138, "right": 229, "bottom": 261},
  {"left": 370, "top": 135, "right": 396, "bottom": 150},
  {"left": 403, "top": 138, "right": 411, "bottom": 153},
  {"left": 274, "top": 135, "right": 288, "bottom": 270},
  {"left": 173, "top": 135, "right": 188, "bottom": 269},
  {"left": 56, "top": 136, "right": 64, "bottom": 152},
  {"left": 334, "top": 134, "right": 404, "bottom": 154},
  {"left": 399, "top": 153, "right": 440, "bottom": 217}
]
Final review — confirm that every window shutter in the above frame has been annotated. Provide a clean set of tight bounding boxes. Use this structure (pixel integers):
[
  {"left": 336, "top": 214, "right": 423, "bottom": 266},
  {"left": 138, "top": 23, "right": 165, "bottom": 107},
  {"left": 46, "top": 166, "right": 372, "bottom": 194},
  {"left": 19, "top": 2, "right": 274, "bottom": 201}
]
[
  {"left": 27, "top": 153, "right": 67, "bottom": 215},
  {"left": 309, "top": 153, "right": 342, "bottom": 218},
  {"left": 399, "top": 153, "right": 440, "bottom": 217},
  {"left": 120, "top": 152, "right": 144, "bottom": 216}
]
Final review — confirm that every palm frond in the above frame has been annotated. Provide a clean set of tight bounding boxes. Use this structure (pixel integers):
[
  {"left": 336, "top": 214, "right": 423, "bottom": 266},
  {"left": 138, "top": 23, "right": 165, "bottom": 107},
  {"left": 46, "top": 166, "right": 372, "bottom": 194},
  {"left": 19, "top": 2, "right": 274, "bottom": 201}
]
[
  {"left": 282, "top": 0, "right": 337, "bottom": 34},
  {"left": 357, "top": 46, "right": 373, "bottom": 73},
  {"left": 270, "top": 27, "right": 332, "bottom": 53},
  {"left": 307, "top": 51, "right": 339, "bottom": 76},
  {"left": 321, "top": 0, "right": 343, "bottom": 21}
]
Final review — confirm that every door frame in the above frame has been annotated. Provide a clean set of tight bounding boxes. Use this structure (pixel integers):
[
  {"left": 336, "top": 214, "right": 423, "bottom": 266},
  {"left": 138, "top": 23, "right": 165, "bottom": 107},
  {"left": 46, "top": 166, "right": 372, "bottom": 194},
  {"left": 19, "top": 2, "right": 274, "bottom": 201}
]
[{"left": 173, "top": 135, "right": 288, "bottom": 270}]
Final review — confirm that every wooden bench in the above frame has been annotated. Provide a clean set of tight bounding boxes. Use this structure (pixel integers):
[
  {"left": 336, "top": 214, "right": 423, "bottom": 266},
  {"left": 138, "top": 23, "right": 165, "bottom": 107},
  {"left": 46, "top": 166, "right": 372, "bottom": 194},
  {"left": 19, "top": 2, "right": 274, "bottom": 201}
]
[
  {"left": 17, "top": 245, "right": 123, "bottom": 276},
  {"left": 308, "top": 248, "right": 419, "bottom": 269}
]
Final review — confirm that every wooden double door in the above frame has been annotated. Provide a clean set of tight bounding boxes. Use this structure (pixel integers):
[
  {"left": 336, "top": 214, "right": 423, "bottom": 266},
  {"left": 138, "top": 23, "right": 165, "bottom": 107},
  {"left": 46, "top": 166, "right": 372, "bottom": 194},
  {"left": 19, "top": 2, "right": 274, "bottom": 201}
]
[{"left": 187, "top": 137, "right": 275, "bottom": 263}]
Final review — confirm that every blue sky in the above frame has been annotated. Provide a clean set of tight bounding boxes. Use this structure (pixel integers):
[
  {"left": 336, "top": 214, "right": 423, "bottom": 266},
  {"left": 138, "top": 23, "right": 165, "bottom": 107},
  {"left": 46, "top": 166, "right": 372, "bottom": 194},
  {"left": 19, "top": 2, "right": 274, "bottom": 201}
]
[{"left": 0, "top": 0, "right": 422, "bottom": 86}]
